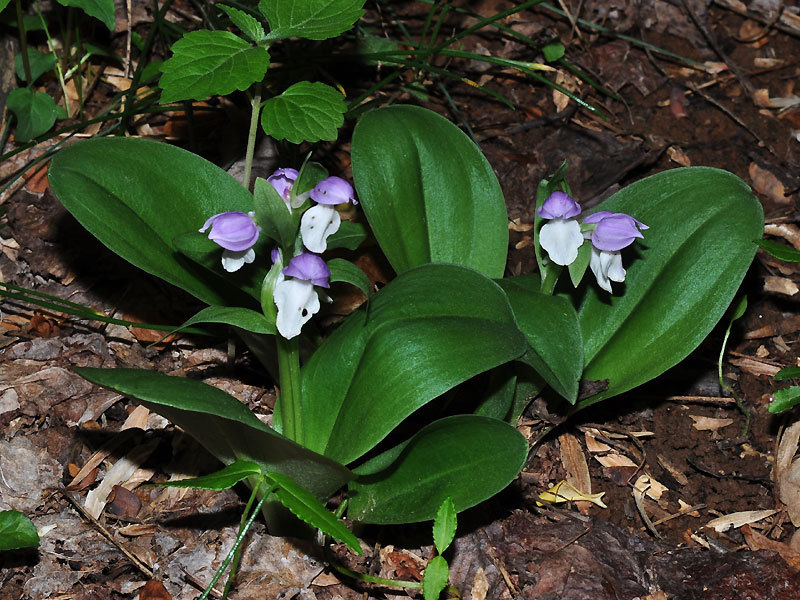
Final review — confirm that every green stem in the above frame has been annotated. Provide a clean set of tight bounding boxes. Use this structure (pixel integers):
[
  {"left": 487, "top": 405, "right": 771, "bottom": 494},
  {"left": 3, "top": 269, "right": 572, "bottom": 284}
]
[
  {"left": 323, "top": 545, "right": 423, "bottom": 590},
  {"left": 540, "top": 266, "right": 561, "bottom": 295},
  {"left": 220, "top": 479, "right": 263, "bottom": 598},
  {"left": 35, "top": 0, "right": 71, "bottom": 116},
  {"left": 15, "top": 0, "right": 32, "bottom": 83},
  {"left": 242, "top": 81, "right": 263, "bottom": 192},
  {"left": 276, "top": 335, "right": 302, "bottom": 444}
]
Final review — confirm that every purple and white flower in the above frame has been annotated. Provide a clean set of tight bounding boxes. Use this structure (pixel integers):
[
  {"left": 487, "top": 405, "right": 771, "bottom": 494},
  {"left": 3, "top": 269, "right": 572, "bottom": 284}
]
[
  {"left": 199, "top": 211, "right": 260, "bottom": 272},
  {"left": 537, "top": 192, "right": 584, "bottom": 266},
  {"left": 267, "top": 168, "right": 299, "bottom": 206},
  {"left": 273, "top": 253, "right": 331, "bottom": 339},
  {"left": 582, "top": 211, "right": 648, "bottom": 252},
  {"left": 300, "top": 176, "right": 357, "bottom": 253}
]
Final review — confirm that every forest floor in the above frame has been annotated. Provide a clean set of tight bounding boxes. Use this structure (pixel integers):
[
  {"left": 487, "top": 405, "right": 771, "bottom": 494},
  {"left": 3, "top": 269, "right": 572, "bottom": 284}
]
[{"left": 1, "top": 0, "right": 800, "bottom": 599}]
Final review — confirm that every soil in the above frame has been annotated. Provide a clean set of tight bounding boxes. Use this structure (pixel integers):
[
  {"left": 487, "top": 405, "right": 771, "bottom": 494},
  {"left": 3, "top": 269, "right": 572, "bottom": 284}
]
[{"left": 2, "top": 1, "right": 800, "bottom": 599}]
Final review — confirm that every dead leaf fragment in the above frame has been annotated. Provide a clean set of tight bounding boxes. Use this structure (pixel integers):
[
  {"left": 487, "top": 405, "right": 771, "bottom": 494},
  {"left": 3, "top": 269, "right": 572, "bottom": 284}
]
[
  {"left": 689, "top": 415, "right": 734, "bottom": 431},
  {"left": 743, "top": 524, "right": 800, "bottom": 571},
  {"left": 537, "top": 480, "right": 607, "bottom": 509},
  {"left": 705, "top": 509, "right": 777, "bottom": 533},
  {"left": 108, "top": 484, "right": 142, "bottom": 518},
  {"left": 764, "top": 276, "right": 799, "bottom": 296},
  {"left": 559, "top": 431, "right": 592, "bottom": 514},
  {"left": 667, "top": 145, "right": 691, "bottom": 166},
  {"left": 777, "top": 420, "right": 800, "bottom": 526},
  {"left": 749, "top": 162, "right": 790, "bottom": 204},
  {"left": 138, "top": 580, "right": 172, "bottom": 600}
]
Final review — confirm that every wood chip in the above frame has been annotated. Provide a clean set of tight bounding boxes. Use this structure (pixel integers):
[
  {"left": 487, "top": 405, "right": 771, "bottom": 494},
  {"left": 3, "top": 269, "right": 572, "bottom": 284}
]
[
  {"left": 559, "top": 431, "right": 592, "bottom": 514},
  {"left": 689, "top": 415, "right": 734, "bottom": 431},
  {"left": 728, "top": 356, "right": 783, "bottom": 376},
  {"left": 705, "top": 509, "right": 777, "bottom": 532}
]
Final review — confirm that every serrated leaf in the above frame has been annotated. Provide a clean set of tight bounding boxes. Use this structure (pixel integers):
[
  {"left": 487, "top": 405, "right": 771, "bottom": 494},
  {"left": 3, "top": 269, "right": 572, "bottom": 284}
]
[
  {"left": 327, "top": 258, "right": 370, "bottom": 297},
  {"left": 55, "top": 0, "right": 114, "bottom": 30},
  {"left": 0, "top": 510, "right": 40, "bottom": 551},
  {"left": 756, "top": 239, "right": 800, "bottom": 262},
  {"left": 261, "top": 81, "right": 345, "bottom": 143},
  {"left": 432, "top": 497, "right": 456, "bottom": 554},
  {"left": 770, "top": 386, "right": 800, "bottom": 413},
  {"left": 7, "top": 88, "right": 58, "bottom": 143},
  {"left": 260, "top": 0, "right": 365, "bottom": 41},
  {"left": 15, "top": 47, "right": 56, "bottom": 82},
  {"left": 154, "top": 460, "right": 262, "bottom": 490},
  {"left": 423, "top": 555, "right": 449, "bottom": 600},
  {"left": 219, "top": 5, "right": 266, "bottom": 43},
  {"left": 775, "top": 367, "right": 800, "bottom": 381},
  {"left": 159, "top": 30, "right": 269, "bottom": 103},
  {"left": 265, "top": 471, "right": 362, "bottom": 553}
]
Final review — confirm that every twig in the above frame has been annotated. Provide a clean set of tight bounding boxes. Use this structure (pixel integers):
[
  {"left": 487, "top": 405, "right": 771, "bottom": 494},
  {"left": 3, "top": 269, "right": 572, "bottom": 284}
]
[{"left": 713, "top": 0, "right": 800, "bottom": 39}]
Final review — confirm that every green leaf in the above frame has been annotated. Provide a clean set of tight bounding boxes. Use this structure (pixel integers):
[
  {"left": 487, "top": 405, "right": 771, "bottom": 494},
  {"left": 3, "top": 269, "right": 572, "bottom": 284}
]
[
  {"left": 432, "top": 497, "right": 456, "bottom": 554},
  {"left": 327, "top": 258, "right": 370, "bottom": 297},
  {"left": 351, "top": 105, "right": 508, "bottom": 278},
  {"left": 55, "top": 0, "right": 114, "bottom": 30},
  {"left": 15, "top": 47, "right": 56, "bottom": 82},
  {"left": 219, "top": 4, "right": 266, "bottom": 43},
  {"left": 49, "top": 137, "right": 259, "bottom": 306},
  {"left": 326, "top": 221, "right": 367, "bottom": 251},
  {"left": 7, "top": 88, "right": 58, "bottom": 143},
  {"left": 497, "top": 275, "right": 582, "bottom": 403},
  {"left": 253, "top": 176, "right": 297, "bottom": 248},
  {"left": 543, "top": 41, "right": 565, "bottom": 62},
  {"left": 260, "top": 0, "right": 365, "bottom": 41},
  {"left": 73, "top": 367, "right": 352, "bottom": 499},
  {"left": 755, "top": 239, "right": 800, "bottom": 262},
  {"left": 0, "top": 0, "right": 11, "bottom": 14},
  {"left": 577, "top": 167, "right": 764, "bottom": 408},
  {"left": 770, "top": 386, "right": 800, "bottom": 413},
  {"left": 164, "top": 305, "right": 276, "bottom": 339},
  {"left": 0, "top": 510, "right": 40, "bottom": 551},
  {"left": 349, "top": 415, "right": 527, "bottom": 524},
  {"left": 154, "top": 459, "right": 262, "bottom": 490},
  {"left": 261, "top": 81, "right": 346, "bottom": 143},
  {"left": 159, "top": 30, "right": 269, "bottom": 104},
  {"left": 775, "top": 367, "right": 800, "bottom": 381},
  {"left": 264, "top": 471, "right": 362, "bottom": 554},
  {"left": 301, "top": 264, "right": 527, "bottom": 464},
  {"left": 423, "top": 555, "right": 449, "bottom": 600}
]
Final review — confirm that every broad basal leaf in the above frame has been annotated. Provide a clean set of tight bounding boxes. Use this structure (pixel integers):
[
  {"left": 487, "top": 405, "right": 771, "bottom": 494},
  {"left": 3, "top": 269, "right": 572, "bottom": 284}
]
[
  {"left": 7, "top": 88, "right": 58, "bottom": 143},
  {"left": 0, "top": 510, "right": 40, "bottom": 551},
  {"left": 577, "top": 167, "right": 763, "bottom": 408},
  {"left": 261, "top": 81, "right": 346, "bottom": 143},
  {"left": 164, "top": 305, "right": 276, "bottom": 340},
  {"left": 497, "top": 275, "right": 582, "bottom": 403},
  {"left": 49, "top": 137, "right": 258, "bottom": 306},
  {"left": 154, "top": 460, "right": 262, "bottom": 490},
  {"left": 300, "top": 263, "right": 527, "bottom": 464},
  {"left": 261, "top": 0, "right": 365, "bottom": 41},
  {"left": 75, "top": 367, "right": 352, "bottom": 499},
  {"left": 56, "top": 0, "right": 115, "bottom": 30},
  {"left": 348, "top": 415, "right": 527, "bottom": 524},
  {"left": 15, "top": 47, "right": 56, "bottom": 82},
  {"left": 352, "top": 105, "right": 508, "bottom": 278},
  {"left": 159, "top": 30, "right": 269, "bottom": 103}
]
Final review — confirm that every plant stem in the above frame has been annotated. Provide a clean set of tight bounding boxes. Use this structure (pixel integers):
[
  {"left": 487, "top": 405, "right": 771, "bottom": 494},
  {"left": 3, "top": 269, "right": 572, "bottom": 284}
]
[
  {"left": 540, "top": 266, "right": 560, "bottom": 295},
  {"left": 323, "top": 545, "right": 424, "bottom": 590},
  {"left": 220, "top": 479, "right": 263, "bottom": 598},
  {"left": 276, "top": 335, "right": 302, "bottom": 444},
  {"left": 242, "top": 81, "right": 263, "bottom": 192},
  {"left": 15, "top": 0, "right": 32, "bottom": 83}
]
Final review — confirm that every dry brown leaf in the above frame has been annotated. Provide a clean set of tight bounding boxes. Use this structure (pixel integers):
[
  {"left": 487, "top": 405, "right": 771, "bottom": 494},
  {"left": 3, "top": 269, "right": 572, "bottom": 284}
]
[
  {"left": 594, "top": 453, "right": 637, "bottom": 468},
  {"left": 559, "top": 431, "right": 592, "bottom": 514},
  {"left": 753, "top": 88, "right": 774, "bottom": 108},
  {"left": 633, "top": 473, "right": 668, "bottom": 501},
  {"left": 729, "top": 356, "right": 783, "bottom": 377},
  {"left": 585, "top": 430, "right": 612, "bottom": 453},
  {"left": 777, "top": 421, "right": 800, "bottom": 526},
  {"left": 138, "top": 580, "right": 172, "bottom": 600},
  {"left": 749, "top": 162, "right": 790, "bottom": 204},
  {"left": 508, "top": 218, "right": 533, "bottom": 232},
  {"left": 705, "top": 509, "right": 777, "bottom": 533},
  {"left": 657, "top": 454, "right": 688, "bottom": 486},
  {"left": 764, "top": 276, "right": 799, "bottom": 296},
  {"left": 472, "top": 567, "right": 489, "bottom": 600},
  {"left": 764, "top": 223, "right": 800, "bottom": 250},
  {"left": 688, "top": 415, "right": 734, "bottom": 431},
  {"left": 514, "top": 236, "right": 534, "bottom": 249},
  {"left": 742, "top": 524, "right": 800, "bottom": 570},
  {"left": 667, "top": 145, "right": 691, "bottom": 166},
  {"left": 552, "top": 70, "right": 579, "bottom": 112}
]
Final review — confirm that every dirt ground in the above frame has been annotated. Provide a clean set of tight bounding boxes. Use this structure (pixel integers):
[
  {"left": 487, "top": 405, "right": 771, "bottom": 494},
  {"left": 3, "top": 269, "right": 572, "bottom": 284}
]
[{"left": 2, "top": 0, "right": 800, "bottom": 598}]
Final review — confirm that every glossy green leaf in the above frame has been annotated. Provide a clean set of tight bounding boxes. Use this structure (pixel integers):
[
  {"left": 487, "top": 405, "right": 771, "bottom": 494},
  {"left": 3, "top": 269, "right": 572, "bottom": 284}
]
[
  {"left": 165, "top": 305, "right": 276, "bottom": 340},
  {"left": 0, "top": 510, "right": 40, "bottom": 551},
  {"left": 351, "top": 105, "right": 508, "bottom": 278},
  {"left": 159, "top": 30, "right": 269, "bottom": 103},
  {"left": 770, "top": 386, "right": 800, "bottom": 413},
  {"left": 349, "top": 415, "right": 528, "bottom": 524},
  {"left": 423, "top": 555, "right": 449, "bottom": 600},
  {"left": 0, "top": 0, "right": 11, "bottom": 13},
  {"left": 543, "top": 41, "right": 565, "bottom": 62},
  {"left": 261, "top": 82, "right": 346, "bottom": 143},
  {"left": 74, "top": 367, "right": 352, "bottom": 499},
  {"left": 7, "top": 88, "right": 58, "bottom": 142},
  {"left": 219, "top": 4, "right": 266, "bottom": 43},
  {"left": 326, "top": 221, "right": 367, "bottom": 251},
  {"left": 253, "top": 176, "right": 297, "bottom": 248},
  {"left": 260, "top": 0, "right": 365, "bottom": 41},
  {"left": 15, "top": 47, "right": 56, "bottom": 82},
  {"left": 154, "top": 460, "right": 262, "bottom": 490},
  {"left": 301, "top": 264, "right": 527, "bottom": 464},
  {"left": 432, "top": 497, "right": 456, "bottom": 554},
  {"left": 498, "top": 275, "right": 582, "bottom": 402},
  {"left": 56, "top": 0, "right": 114, "bottom": 30},
  {"left": 756, "top": 239, "right": 800, "bottom": 262},
  {"left": 577, "top": 167, "right": 764, "bottom": 408},
  {"left": 775, "top": 367, "right": 800, "bottom": 381},
  {"left": 327, "top": 258, "right": 370, "bottom": 297},
  {"left": 49, "top": 137, "right": 258, "bottom": 306},
  {"left": 265, "top": 472, "right": 361, "bottom": 553}
]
